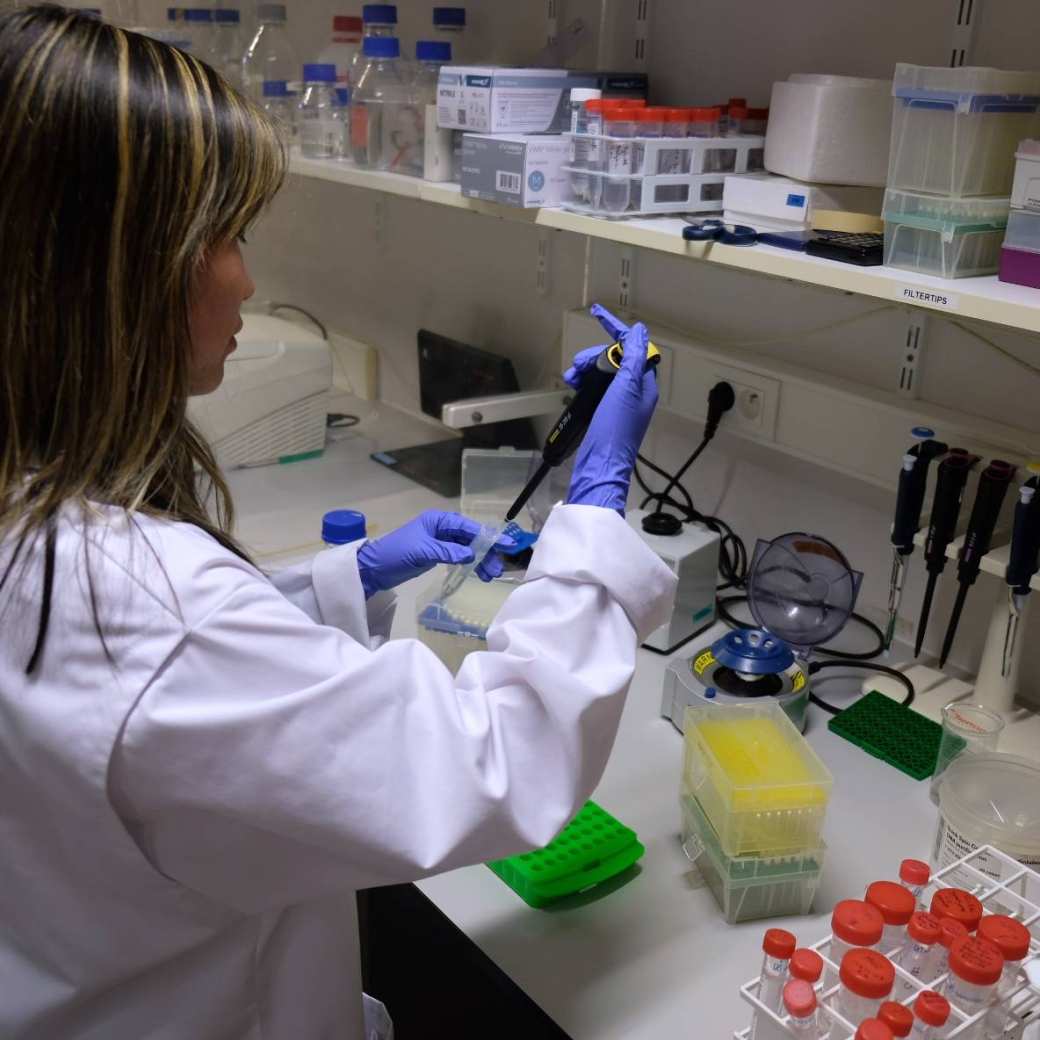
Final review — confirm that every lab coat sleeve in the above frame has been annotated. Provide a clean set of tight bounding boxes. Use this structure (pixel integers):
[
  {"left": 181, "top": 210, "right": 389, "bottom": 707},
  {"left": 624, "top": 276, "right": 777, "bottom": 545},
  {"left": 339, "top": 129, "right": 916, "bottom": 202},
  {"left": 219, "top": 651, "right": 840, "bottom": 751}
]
[
  {"left": 110, "top": 504, "right": 676, "bottom": 913},
  {"left": 266, "top": 542, "right": 396, "bottom": 647}
]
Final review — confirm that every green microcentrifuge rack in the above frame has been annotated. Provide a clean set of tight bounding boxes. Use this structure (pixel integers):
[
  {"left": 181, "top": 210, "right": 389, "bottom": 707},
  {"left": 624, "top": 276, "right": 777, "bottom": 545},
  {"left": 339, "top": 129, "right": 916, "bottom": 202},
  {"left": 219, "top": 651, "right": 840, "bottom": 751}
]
[
  {"left": 487, "top": 801, "right": 645, "bottom": 908},
  {"left": 828, "top": 690, "right": 942, "bottom": 781}
]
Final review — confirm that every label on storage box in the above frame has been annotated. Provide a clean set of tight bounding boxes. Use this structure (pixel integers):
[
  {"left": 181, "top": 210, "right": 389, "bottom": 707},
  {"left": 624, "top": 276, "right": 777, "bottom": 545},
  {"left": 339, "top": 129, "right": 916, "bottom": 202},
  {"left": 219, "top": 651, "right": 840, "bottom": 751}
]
[{"left": 895, "top": 285, "right": 961, "bottom": 310}]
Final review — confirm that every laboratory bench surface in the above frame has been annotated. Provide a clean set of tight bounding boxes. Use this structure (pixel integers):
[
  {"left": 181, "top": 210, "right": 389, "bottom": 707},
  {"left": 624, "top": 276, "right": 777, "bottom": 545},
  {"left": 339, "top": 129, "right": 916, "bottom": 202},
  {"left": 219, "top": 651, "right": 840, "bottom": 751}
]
[{"left": 228, "top": 395, "right": 944, "bottom": 1040}]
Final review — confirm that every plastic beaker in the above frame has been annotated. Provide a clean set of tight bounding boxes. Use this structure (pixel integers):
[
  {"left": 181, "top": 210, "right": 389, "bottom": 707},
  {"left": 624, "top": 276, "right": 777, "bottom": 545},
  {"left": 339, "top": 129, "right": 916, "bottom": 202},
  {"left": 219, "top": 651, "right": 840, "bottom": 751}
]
[{"left": 929, "top": 701, "right": 1004, "bottom": 805}]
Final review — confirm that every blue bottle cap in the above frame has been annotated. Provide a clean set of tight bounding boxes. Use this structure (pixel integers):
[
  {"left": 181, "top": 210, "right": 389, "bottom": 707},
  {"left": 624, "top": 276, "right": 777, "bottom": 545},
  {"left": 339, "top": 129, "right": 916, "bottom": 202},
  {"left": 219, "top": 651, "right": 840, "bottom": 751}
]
[
  {"left": 184, "top": 8, "right": 213, "bottom": 21},
  {"left": 911, "top": 426, "right": 937, "bottom": 440},
  {"left": 433, "top": 7, "right": 466, "bottom": 27},
  {"left": 303, "top": 63, "right": 337, "bottom": 83},
  {"left": 322, "top": 510, "right": 367, "bottom": 546},
  {"left": 214, "top": 8, "right": 240, "bottom": 23},
  {"left": 262, "top": 79, "right": 290, "bottom": 98},
  {"left": 335, "top": 87, "right": 351, "bottom": 106},
  {"left": 362, "top": 4, "right": 398, "bottom": 25},
  {"left": 416, "top": 40, "right": 451, "bottom": 62},
  {"left": 167, "top": 6, "right": 182, "bottom": 19},
  {"left": 362, "top": 36, "right": 400, "bottom": 59}
]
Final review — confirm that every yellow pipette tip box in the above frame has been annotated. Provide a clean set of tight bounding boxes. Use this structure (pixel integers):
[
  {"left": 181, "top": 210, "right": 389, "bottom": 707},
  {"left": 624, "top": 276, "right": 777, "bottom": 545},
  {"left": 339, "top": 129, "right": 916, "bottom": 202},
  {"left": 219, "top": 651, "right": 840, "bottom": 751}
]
[{"left": 682, "top": 702, "right": 833, "bottom": 858}]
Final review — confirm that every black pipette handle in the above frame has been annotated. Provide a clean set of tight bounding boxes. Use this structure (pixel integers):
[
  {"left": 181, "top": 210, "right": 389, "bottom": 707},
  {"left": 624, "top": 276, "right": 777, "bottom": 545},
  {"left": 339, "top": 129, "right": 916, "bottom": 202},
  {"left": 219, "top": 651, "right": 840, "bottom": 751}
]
[
  {"left": 957, "top": 460, "right": 1017, "bottom": 587},
  {"left": 1007, "top": 476, "right": 1040, "bottom": 595},
  {"left": 923, "top": 450, "right": 980, "bottom": 574},
  {"left": 542, "top": 350, "right": 618, "bottom": 468},
  {"left": 892, "top": 439, "right": 948, "bottom": 554}
]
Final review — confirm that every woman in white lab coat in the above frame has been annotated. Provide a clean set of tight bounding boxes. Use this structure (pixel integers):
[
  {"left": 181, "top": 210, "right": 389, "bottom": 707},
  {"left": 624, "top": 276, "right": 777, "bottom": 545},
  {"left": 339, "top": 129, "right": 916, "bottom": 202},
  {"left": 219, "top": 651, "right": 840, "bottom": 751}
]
[{"left": 0, "top": 8, "right": 675, "bottom": 1039}]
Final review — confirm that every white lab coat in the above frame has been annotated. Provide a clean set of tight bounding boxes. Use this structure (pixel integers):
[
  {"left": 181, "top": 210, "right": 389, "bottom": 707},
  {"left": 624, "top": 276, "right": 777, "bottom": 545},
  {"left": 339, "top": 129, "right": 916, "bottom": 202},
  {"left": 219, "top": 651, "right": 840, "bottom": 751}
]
[{"left": 0, "top": 502, "right": 676, "bottom": 1039}]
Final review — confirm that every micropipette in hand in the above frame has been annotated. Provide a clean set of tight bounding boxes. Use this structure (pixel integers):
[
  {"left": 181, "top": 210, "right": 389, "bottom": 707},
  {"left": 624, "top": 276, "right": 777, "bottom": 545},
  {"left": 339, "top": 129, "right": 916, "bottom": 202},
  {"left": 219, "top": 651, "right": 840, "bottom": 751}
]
[
  {"left": 884, "top": 429, "right": 948, "bottom": 650},
  {"left": 914, "top": 449, "right": 980, "bottom": 658},
  {"left": 504, "top": 306, "right": 661, "bottom": 523},
  {"left": 938, "top": 458, "right": 1017, "bottom": 668},
  {"left": 1001, "top": 467, "right": 1040, "bottom": 676}
]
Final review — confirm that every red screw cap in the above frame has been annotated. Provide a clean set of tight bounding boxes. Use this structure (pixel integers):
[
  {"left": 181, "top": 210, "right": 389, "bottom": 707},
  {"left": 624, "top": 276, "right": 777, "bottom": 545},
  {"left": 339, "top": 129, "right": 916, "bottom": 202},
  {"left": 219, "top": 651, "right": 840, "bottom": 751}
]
[
  {"left": 832, "top": 899, "right": 885, "bottom": 947},
  {"left": 900, "top": 859, "right": 930, "bottom": 887},
  {"left": 913, "top": 991, "right": 951, "bottom": 1028},
  {"left": 908, "top": 912, "right": 942, "bottom": 945},
  {"left": 783, "top": 979, "right": 817, "bottom": 1019},
  {"left": 977, "top": 915, "right": 1031, "bottom": 962},
  {"left": 879, "top": 1001, "right": 914, "bottom": 1038},
  {"left": 840, "top": 948, "right": 896, "bottom": 1000},
  {"left": 856, "top": 1021, "right": 894, "bottom": 1040},
  {"left": 763, "top": 928, "right": 796, "bottom": 960},
  {"left": 790, "top": 948, "right": 824, "bottom": 983},
  {"left": 948, "top": 935, "right": 1004, "bottom": 987},
  {"left": 930, "top": 888, "right": 984, "bottom": 932},
  {"left": 866, "top": 881, "right": 917, "bottom": 926}
]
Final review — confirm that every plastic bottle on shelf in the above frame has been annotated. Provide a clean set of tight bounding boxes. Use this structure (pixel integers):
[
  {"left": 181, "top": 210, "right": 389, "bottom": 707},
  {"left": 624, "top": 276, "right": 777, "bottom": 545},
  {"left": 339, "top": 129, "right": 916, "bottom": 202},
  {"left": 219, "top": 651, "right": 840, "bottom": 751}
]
[
  {"left": 633, "top": 106, "right": 664, "bottom": 176},
  {"left": 687, "top": 106, "right": 721, "bottom": 137},
  {"left": 726, "top": 103, "right": 749, "bottom": 136},
  {"left": 930, "top": 889, "right": 984, "bottom": 934},
  {"left": 900, "top": 912, "right": 942, "bottom": 994},
  {"left": 944, "top": 935, "right": 1004, "bottom": 1039},
  {"left": 242, "top": 4, "right": 299, "bottom": 103},
  {"left": 828, "top": 900, "right": 885, "bottom": 988},
  {"left": 183, "top": 8, "right": 215, "bottom": 61},
  {"left": 601, "top": 104, "right": 637, "bottom": 214},
  {"left": 834, "top": 949, "right": 896, "bottom": 1039},
  {"left": 432, "top": 6, "right": 467, "bottom": 63},
  {"left": 910, "top": 991, "right": 950, "bottom": 1039},
  {"left": 335, "top": 88, "right": 351, "bottom": 158},
  {"left": 900, "top": 859, "right": 931, "bottom": 907},
  {"left": 568, "top": 87, "right": 602, "bottom": 195},
  {"left": 261, "top": 79, "right": 296, "bottom": 142},
  {"left": 866, "top": 881, "right": 917, "bottom": 956},
  {"left": 744, "top": 106, "right": 769, "bottom": 134},
  {"left": 857, "top": 1021, "right": 894, "bottom": 1040},
  {"left": 657, "top": 107, "right": 689, "bottom": 174},
  {"left": 318, "top": 16, "right": 363, "bottom": 89},
  {"left": 298, "top": 64, "right": 341, "bottom": 159},
  {"left": 879, "top": 1001, "right": 914, "bottom": 1039},
  {"left": 977, "top": 915, "right": 1031, "bottom": 1039},
  {"left": 783, "top": 979, "right": 821, "bottom": 1039},
  {"left": 759, "top": 929, "right": 797, "bottom": 1012},
  {"left": 350, "top": 36, "right": 420, "bottom": 175},
  {"left": 322, "top": 510, "right": 367, "bottom": 547},
  {"left": 790, "top": 948, "right": 824, "bottom": 986},
  {"left": 413, "top": 40, "right": 451, "bottom": 97},
  {"left": 723, "top": 95, "right": 747, "bottom": 134},
  {"left": 213, "top": 9, "right": 242, "bottom": 85},
  {"left": 350, "top": 4, "right": 398, "bottom": 85}
]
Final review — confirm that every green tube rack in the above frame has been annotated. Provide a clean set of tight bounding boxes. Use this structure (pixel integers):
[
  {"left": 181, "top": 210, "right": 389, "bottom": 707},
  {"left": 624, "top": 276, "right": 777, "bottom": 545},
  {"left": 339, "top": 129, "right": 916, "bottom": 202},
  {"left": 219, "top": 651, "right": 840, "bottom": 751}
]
[{"left": 487, "top": 801, "right": 645, "bottom": 908}]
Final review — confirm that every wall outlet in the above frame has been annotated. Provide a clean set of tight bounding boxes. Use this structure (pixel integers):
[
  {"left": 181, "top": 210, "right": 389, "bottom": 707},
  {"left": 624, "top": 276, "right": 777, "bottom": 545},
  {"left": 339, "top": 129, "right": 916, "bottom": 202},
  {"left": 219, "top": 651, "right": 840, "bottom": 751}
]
[
  {"left": 328, "top": 331, "right": 379, "bottom": 401},
  {"left": 710, "top": 364, "right": 780, "bottom": 439}
]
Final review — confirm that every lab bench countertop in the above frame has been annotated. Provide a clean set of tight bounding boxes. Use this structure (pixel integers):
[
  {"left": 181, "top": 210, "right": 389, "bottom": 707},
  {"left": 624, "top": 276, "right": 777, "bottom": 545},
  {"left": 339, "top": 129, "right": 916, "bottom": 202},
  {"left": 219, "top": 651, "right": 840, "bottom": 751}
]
[{"left": 227, "top": 397, "right": 942, "bottom": 1040}]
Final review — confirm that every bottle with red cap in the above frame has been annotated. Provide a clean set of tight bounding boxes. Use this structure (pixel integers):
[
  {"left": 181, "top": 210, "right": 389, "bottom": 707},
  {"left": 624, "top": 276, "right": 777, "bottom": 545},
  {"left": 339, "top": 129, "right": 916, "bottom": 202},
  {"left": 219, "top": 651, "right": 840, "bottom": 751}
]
[
  {"left": 866, "top": 880, "right": 917, "bottom": 955},
  {"left": 910, "top": 991, "right": 950, "bottom": 1039},
  {"left": 930, "top": 888, "right": 984, "bottom": 933},
  {"left": 977, "top": 914, "right": 1031, "bottom": 1038},
  {"left": 319, "top": 15, "right": 364, "bottom": 88},
  {"left": 899, "top": 912, "right": 942, "bottom": 994},
  {"left": 743, "top": 106, "right": 769, "bottom": 135},
  {"left": 933, "top": 917, "right": 969, "bottom": 982},
  {"left": 879, "top": 1001, "right": 914, "bottom": 1039},
  {"left": 600, "top": 104, "right": 637, "bottom": 213},
  {"left": 899, "top": 859, "right": 930, "bottom": 907},
  {"left": 759, "top": 928, "right": 797, "bottom": 1012},
  {"left": 726, "top": 103, "right": 749, "bottom": 137},
  {"left": 828, "top": 900, "right": 885, "bottom": 987},
  {"left": 856, "top": 1019, "right": 894, "bottom": 1040},
  {"left": 783, "top": 979, "right": 821, "bottom": 1039},
  {"left": 657, "top": 108, "right": 690, "bottom": 174},
  {"left": 836, "top": 948, "right": 896, "bottom": 1035},
  {"left": 945, "top": 934, "right": 1004, "bottom": 1037},
  {"left": 791, "top": 948, "right": 825, "bottom": 986}
]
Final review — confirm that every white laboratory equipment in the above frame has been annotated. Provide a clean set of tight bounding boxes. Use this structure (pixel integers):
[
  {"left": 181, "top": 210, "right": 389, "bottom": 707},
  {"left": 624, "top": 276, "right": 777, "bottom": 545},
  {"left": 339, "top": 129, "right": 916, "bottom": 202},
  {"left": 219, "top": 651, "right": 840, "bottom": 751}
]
[
  {"left": 350, "top": 36, "right": 421, "bottom": 175},
  {"left": 350, "top": 4, "right": 398, "bottom": 86},
  {"left": 261, "top": 80, "right": 295, "bottom": 142},
  {"left": 241, "top": 3, "right": 299, "bottom": 102},
  {"left": 432, "top": 7, "right": 466, "bottom": 63},
  {"left": 318, "top": 15, "right": 362, "bottom": 88},
  {"left": 186, "top": 313, "right": 331, "bottom": 470},
  {"left": 298, "top": 64, "right": 341, "bottom": 160}
]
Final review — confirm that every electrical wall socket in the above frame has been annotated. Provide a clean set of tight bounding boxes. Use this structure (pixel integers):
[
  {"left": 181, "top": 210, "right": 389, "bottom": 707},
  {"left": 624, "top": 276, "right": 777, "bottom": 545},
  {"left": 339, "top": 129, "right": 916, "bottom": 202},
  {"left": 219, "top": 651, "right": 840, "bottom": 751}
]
[
  {"left": 327, "top": 331, "right": 379, "bottom": 401},
  {"left": 669, "top": 357, "right": 780, "bottom": 442}
]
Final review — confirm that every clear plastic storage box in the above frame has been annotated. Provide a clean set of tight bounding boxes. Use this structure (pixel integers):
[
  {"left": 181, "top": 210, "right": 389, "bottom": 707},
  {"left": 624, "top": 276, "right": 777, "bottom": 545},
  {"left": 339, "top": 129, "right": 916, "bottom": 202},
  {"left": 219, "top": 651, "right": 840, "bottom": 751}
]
[
  {"left": 888, "top": 64, "right": 1040, "bottom": 197},
  {"left": 681, "top": 792, "right": 825, "bottom": 924},
  {"left": 682, "top": 703, "right": 832, "bottom": 858},
  {"left": 1003, "top": 206, "right": 1040, "bottom": 252},
  {"left": 460, "top": 448, "right": 546, "bottom": 530},
  {"left": 883, "top": 189, "right": 1009, "bottom": 278},
  {"left": 562, "top": 133, "right": 764, "bottom": 218}
]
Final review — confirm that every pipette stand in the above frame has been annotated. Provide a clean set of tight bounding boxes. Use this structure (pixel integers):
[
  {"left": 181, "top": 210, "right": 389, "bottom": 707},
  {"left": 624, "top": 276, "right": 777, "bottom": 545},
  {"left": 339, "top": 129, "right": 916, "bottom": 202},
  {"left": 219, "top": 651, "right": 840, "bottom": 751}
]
[{"left": 973, "top": 590, "right": 1030, "bottom": 716}]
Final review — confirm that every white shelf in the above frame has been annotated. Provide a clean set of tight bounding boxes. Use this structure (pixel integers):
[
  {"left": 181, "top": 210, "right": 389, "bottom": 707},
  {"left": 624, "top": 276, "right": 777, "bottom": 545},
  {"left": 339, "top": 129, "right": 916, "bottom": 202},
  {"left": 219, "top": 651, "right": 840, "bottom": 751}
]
[
  {"left": 911, "top": 527, "right": 1040, "bottom": 591},
  {"left": 289, "top": 155, "right": 1040, "bottom": 335}
]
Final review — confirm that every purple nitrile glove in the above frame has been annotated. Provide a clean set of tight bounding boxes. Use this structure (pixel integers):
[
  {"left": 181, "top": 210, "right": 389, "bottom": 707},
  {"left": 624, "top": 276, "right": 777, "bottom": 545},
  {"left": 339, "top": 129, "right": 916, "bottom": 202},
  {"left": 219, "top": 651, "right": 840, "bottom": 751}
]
[
  {"left": 356, "top": 510, "right": 516, "bottom": 599},
  {"left": 564, "top": 305, "right": 659, "bottom": 514}
]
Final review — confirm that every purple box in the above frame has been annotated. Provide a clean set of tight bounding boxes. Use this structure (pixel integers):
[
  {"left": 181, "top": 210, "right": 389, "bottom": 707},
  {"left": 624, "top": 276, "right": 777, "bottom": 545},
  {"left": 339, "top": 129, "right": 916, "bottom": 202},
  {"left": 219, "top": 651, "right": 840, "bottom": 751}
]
[{"left": 999, "top": 245, "right": 1040, "bottom": 288}]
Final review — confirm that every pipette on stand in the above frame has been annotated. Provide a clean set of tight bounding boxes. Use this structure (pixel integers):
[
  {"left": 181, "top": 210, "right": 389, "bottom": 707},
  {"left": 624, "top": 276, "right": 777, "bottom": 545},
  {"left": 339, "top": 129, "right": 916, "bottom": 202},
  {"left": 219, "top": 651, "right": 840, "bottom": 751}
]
[
  {"left": 884, "top": 431, "right": 948, "bottom": 650},
  {"left": 1001, "top": 469, "right": 1040, "bottom": 677},
  {"left": 914, "top": 450, "right": 980, "bottom": 657},
  {"left": 938, "top": 459, "right": 1017, "bottom": 669}
]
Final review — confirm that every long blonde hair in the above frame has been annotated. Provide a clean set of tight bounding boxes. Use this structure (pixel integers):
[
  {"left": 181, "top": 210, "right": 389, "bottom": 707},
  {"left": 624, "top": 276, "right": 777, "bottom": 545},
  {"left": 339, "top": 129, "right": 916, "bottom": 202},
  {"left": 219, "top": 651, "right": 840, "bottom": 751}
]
[{"left": 0, "top": 5, "right": 286, "bottom": 669}]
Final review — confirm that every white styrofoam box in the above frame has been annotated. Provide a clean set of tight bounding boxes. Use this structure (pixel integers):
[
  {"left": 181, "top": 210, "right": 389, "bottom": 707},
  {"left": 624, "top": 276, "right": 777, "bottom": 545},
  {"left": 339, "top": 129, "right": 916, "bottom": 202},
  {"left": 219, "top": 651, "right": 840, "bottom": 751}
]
[
  {"left": 722, "top": 174, "right": 884, "bottom": 233},
  {"left": 561, "top": 308, "right": 1033, "bottom": 490},
  {"left": 765, "top": 74, "right": 892, "bottom": 187},
  {"left": 1011, "top": 140, "right": 1040, "bottom": 211}
]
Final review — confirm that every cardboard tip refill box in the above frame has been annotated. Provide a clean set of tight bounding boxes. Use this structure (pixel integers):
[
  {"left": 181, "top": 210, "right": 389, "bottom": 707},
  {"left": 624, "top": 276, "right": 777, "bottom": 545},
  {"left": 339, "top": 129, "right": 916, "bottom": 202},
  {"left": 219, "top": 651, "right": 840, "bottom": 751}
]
[{"left": 461, "top": 134, "right": 570, "bottom": 208}]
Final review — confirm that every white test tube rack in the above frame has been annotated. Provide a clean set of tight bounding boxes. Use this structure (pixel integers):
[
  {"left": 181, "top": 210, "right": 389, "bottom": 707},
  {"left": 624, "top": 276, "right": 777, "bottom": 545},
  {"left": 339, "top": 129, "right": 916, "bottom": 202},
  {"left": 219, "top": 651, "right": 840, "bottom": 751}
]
[
  {"left": 734, "top": 845, "right": 1040, "bottom": 1040},
  {"left": 561, "top": 133, "right": 765, "bottom": 218}
]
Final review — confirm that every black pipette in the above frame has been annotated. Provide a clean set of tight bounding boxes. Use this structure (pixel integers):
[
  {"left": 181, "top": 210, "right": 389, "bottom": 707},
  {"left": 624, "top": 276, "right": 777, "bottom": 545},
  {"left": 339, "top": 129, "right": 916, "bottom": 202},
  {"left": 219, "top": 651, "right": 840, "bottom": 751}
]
[
  {"left": 914, "top": 449, "right": 980, "bottom": 657},
  {"left": 1002, "top": 472, "right": 1040, "bottom": 676},
  {"left": 505, "top": 339, "right": 661, "bottom": 523},
  {"left": 938, "top": 459, "right": 1017, "bottom": 668}
]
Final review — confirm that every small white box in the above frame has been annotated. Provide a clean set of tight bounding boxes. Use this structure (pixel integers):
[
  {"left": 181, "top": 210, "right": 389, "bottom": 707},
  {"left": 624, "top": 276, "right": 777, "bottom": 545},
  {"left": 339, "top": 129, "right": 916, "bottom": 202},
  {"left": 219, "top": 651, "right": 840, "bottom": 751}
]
[
  {"left": 1011, "top": 141, "right": 1040, "bottom": 212},
  {"left": 723, "top": 174, "right": 883, "bottom": 233},
  {"left": 437, "top": 66, "right": 575, "bottom": 134},
  {"left": 627, "top": 510, "right": 720, "bottom": 654},
  {"left": 461, "top": 134, "right": 570, "bottom": 208},
  {"left": 766, "top": 74, "right": 892, "bottom": 187}
]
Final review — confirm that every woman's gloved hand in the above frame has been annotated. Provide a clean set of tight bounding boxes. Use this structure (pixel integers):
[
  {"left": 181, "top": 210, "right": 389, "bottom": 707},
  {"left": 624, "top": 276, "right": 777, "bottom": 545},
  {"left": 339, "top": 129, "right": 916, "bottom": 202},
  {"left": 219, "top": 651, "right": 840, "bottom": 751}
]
[
  {"left": 356, "top": 510, "right": 515, "bottom": 599},
  {"left": 564, "top": 304, "right": 659, "bottom": 514}
]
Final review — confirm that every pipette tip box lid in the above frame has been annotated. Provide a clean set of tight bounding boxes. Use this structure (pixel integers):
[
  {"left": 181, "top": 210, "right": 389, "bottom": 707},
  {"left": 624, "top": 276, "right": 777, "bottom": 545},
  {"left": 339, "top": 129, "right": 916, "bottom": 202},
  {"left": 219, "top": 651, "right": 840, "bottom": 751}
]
[{"left": 487, "top": 801, "right": 644, "bottom": 908}]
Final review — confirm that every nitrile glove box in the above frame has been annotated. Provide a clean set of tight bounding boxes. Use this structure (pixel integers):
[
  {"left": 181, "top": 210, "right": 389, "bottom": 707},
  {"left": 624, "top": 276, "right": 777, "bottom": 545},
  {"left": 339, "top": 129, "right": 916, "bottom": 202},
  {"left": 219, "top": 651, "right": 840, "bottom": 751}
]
[
  {"left": 438, "top": 66, "right": 595, "bottom": 134},
  {"left": 461, "top": 134, "right": 570, "bottom": 207}
]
